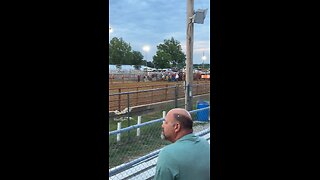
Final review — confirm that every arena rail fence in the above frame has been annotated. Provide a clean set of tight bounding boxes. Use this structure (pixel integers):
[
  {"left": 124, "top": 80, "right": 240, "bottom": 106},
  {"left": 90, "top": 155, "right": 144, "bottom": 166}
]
[{"left": 108, "top": 83, "right": 210, "bottom": 112}]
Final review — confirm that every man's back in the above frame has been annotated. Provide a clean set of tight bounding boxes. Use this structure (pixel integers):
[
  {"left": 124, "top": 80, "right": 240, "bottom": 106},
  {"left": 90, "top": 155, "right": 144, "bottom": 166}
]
[{"left": 154, "top": 133, "right": 210, "bottom": 180}]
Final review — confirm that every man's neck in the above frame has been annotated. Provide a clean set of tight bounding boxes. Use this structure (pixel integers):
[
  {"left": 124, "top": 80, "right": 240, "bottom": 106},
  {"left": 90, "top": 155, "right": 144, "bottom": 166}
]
[{"left": 172, "top": 130, "right": 193, "bottom": 143}]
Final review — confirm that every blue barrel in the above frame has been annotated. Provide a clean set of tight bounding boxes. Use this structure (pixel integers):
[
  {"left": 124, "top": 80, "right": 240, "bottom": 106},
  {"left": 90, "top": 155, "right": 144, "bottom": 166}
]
[{"left": 197, "top": 101, "right": 209, "bottom": 122}]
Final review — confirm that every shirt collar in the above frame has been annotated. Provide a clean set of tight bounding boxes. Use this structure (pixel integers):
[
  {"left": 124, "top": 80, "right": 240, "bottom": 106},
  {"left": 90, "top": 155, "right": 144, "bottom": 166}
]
[{"left": 176, "top": 133, "right": 199, "bottom": 143}]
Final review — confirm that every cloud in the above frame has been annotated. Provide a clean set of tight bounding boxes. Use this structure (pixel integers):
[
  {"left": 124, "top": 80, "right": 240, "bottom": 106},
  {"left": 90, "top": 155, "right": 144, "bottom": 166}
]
[
  {"left": 194, "top": 41, "right": 210, "bottom": 51},
  {"left": 109, "top": 0, "right": 210, "bottom": 64}
]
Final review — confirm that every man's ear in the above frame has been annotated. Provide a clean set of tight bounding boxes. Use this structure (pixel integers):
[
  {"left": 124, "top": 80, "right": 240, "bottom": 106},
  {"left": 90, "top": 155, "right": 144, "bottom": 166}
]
[{"left": 174, "top": 123, "right": 181, "bottom": 133}]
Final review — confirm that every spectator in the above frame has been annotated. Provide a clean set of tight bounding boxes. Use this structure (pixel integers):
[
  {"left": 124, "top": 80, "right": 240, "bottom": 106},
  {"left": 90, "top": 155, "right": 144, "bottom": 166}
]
[
  {"left": 175, "top": 73, "right": 179, "bottom": 82},
  {"left": 178, "top": 72, "right": 183, "bottom": 81},
  {"left": 155, "top": 108, "right": 210, "bottom": 180}
]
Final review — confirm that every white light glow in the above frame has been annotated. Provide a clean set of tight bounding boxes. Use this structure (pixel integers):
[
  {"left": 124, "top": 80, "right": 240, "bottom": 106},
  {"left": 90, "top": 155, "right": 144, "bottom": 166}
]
[
  {"left": 202, "top": 56, "right": 207, "bottom": 60},
  {"left": 142, "top": 45, "right": 150, "bottom": 52}
]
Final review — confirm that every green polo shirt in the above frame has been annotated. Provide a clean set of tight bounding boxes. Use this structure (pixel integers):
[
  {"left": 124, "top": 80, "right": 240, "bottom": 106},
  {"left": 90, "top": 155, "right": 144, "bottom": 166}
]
[{"left": 154, "top": 133, "right": 210, "bottom": 180}]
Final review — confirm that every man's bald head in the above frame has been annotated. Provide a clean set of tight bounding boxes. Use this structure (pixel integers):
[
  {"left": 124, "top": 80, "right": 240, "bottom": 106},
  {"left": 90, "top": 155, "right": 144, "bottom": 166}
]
[{"left": 167, "top": 108, "right": 193, "bottom": 130}]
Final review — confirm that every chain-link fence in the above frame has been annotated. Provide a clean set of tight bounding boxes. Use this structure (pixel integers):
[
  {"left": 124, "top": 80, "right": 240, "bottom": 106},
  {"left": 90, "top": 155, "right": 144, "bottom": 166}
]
[
  {"left": 108, "top": 107, "right": 210, "bottom": 179},
  {"left": 108, "top": 81, "right": 211, "bottom": 179},
  {"left": 108, "top": 83, "right": 210, "bottom": 134}
]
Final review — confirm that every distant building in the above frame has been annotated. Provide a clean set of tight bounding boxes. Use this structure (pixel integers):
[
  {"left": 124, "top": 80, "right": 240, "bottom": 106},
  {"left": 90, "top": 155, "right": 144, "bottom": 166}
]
[{"left": 109, "top": 65, "right": 147, "bottom": 75}]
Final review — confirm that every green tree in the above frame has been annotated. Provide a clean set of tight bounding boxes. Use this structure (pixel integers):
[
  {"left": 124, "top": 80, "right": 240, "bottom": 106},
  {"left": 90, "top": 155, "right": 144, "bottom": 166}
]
[
  {"left": 131, "top": 50, "right": 144, "bottom": 69},
  {"left": 147, "top": 61, "right": 155, "bottom": 68},
  {"left": 109, "top": 37, "right": 132, "bottom": 65},
  {"left": 153, "top": 37, "right": 186, "bottom": 69}
]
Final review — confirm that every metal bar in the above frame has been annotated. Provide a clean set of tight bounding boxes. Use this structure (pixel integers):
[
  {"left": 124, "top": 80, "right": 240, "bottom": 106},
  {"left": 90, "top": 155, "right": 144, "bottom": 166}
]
[
  {"left": 109, "top": 149, "right": 161, "bottom": 177},
  {"left": 189, "top": 106, "right": 210, "bottom": 114},
  {"left": 151, "top": 85, "right": 154, "bottom": 103},
  {"left": 109, "top": 118, "right": 164, "bottom": 136},
  {"left": 118, "top": 88, "right": 121, "bottom": 111},
  {"left": 127, "top": 93, "right": 131, "bottom": 140},
  {"left": 110, "top": 86, "right": 176, "bottom": 96},
  {"left": 175, "top": 86, "right": 178, "bottom": 108},
  {"left": 108, "top": 107, "right": 210, "bottom": 136}
]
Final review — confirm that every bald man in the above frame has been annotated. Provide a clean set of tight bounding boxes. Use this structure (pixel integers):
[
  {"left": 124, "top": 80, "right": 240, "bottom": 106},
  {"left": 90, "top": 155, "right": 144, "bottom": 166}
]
[{"left": 154, "top": 108, "right": 210, "bottom": 180}]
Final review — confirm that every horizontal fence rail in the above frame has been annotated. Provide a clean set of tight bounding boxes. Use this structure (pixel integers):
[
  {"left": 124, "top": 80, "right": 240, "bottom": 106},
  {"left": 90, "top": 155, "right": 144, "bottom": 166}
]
[
  {"left": 108, "top": 106, "right": 210, "bottom": 136},
  {"left": 108, "top": 118, "right": 164, "bottom": 136},
  {"left": 109, "top": 149, "right": 161, "bottom": 177},
  {"left": 109, "top": 86, "right": 177, "bottom": 96}
]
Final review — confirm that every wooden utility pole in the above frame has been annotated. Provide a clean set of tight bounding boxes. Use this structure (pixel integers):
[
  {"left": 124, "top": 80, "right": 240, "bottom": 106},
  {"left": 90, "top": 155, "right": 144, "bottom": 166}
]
[{"left": 185, "top": 0, "right": 194, "bottom": 111}]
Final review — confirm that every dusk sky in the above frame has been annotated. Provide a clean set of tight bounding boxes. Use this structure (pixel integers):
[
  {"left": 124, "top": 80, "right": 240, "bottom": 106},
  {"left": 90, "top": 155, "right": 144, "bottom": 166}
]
[{"left": 109, "top": 0, "right": 210, "bottom": 65}]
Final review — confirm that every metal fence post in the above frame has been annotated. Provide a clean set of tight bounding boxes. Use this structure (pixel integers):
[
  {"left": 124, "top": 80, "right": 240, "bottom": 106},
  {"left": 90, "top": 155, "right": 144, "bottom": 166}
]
[
  {"left": 127, "top": 93, "right": 131, "bottom": 141},
  {"left": 163, "top": 111, "right": 166, "bottom": 118},
  {"left": 136, "top": 87, "right": 139, "bottom": 106},
  {"left": 196, "top": 81, "right": 199, "bottom": 95},
  {"left": 165, "top": 84, "right": 168, "bottom": 101},
  {"left": 151, "top": 85, "right": 154, "bottom": 103},
  {"left": 137, "top": 116, "right": 141, "bottom": 137},
  {"left": 118, "top": 88, "right": 121, "bottom": 111},
  {"left": 117, "top": 122, "right": 121, "bottom": 142},
  {"left": 175, "top": 85, "right": 178, "bottom": 108}
]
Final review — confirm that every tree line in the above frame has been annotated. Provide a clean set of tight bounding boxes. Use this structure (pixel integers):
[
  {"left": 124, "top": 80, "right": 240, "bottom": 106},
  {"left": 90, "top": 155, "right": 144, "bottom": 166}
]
[{"left": 109, "top": 37, "right": 186, "bottom": 69}]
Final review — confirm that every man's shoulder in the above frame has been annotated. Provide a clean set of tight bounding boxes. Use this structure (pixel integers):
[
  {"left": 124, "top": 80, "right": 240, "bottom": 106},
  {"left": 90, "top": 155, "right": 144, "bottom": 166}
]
[
  {"left": 157, "top": 145, "right": 178, "bottom": 167},
  {"left": 159, "top": 143, "right": 183, "bottom": 158},
  {"left": 160, "top": 143, "right": 177, "bottom": 154}
]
